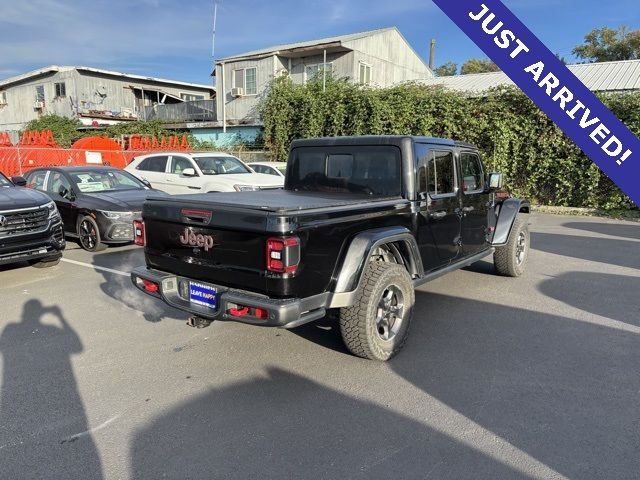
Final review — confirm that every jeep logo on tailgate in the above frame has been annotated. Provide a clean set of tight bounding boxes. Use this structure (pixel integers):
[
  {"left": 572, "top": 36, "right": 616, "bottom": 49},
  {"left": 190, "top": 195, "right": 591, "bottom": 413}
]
[{"left": 179, "top": 228, "right": 217, "bottom": 252}]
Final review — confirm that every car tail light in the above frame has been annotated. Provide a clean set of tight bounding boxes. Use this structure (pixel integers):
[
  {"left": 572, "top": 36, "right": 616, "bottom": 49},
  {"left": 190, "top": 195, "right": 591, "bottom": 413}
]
[
  {"left": 142, "top": 279, "right": 159, "bottom": 293},
  {"left": 133, "top": 220, "right": 145, "bottom": 246},
  {"left": 266, "top": 236, "right": 300, "bottom": 274}
]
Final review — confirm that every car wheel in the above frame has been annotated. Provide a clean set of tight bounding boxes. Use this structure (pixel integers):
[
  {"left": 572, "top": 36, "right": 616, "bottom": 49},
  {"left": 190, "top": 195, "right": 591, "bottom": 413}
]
[
  {"left": 339, "top": 262, "right": 414, "bottom": 361},
  {"left": 77, "top": 216, "right": 107, "bottom": 252},
  {"left": 494, "top": 216, "right": 530, "bottom": 277},
  {"left": 30, "top": 257, "right": 61, "bottom": 268}
]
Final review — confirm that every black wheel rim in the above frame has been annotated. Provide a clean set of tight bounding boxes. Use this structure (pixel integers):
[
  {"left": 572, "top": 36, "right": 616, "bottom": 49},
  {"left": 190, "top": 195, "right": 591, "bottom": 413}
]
[
  {"left": 79, "top": 220, "right": 98, "bottom": 250},
  {"left": 375, "top": 285, "right": 405, "bottom": 341}
]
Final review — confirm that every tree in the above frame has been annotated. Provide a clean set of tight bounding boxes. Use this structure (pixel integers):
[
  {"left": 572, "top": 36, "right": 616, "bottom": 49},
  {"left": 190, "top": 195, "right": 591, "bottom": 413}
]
[
  {"left": 461, "top": 58, "right": 500, "bottom": 75},
  {"left": 435, "top": 62, "right": 458, "bottom": 77},
  {"left": 573, "top": 26, "right": 640, "bottom": 62}
]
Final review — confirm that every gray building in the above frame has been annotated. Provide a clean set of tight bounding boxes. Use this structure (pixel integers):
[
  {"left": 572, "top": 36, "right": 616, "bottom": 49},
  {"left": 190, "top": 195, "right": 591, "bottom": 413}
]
[
  {"left": 0, "top": 66, "right": 214, "bottom": 137},
  {"left": 214, "top": 27, "right": 433, "bottom": 126}
]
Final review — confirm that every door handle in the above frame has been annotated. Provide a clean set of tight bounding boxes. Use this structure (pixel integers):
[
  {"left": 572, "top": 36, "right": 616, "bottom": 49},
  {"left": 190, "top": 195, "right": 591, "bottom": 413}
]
[
  {"left": 430, "top": 211, "right": 447, "bottom": 220},
  {"left": 462, "top": 206, "right": 474, "bottom": 213}
]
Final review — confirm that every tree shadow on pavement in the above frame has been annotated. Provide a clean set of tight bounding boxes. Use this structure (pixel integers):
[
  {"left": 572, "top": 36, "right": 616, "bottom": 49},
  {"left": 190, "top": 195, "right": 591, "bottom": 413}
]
[
  {"left": 539, "top": 271, "right": 640, "bottom": 327},
  {"left": 90, "top": 249, "right": 184, "bottom": 323},
  {"left": 0, "top": 300, "right": 103, "bottom": 480},
  {"left": 389, "top": 291, "right": 640, "bottom": 480},
  {"left": 531, "top": 232, "right": 640, "bottom": 269},
  {"left": 130, "top": 368, "right": 529, "bottom": 480},
  {"left": 563, "top": 221, "right": 640, "bottom": 240}
]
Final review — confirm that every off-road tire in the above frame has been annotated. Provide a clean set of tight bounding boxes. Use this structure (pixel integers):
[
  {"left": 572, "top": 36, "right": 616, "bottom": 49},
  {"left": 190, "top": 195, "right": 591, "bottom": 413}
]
[
  {"left": 339, "top": 262, "right": 414, "bottom": 361},
  {"left": 77, "top": 216, "right": 107, "bottom": 252},
  {"left": 494, "top": 216, "right": 529, "bottom": 277},
  {"left": 30, "top": 257, "right": 61, "bottom": 268}
]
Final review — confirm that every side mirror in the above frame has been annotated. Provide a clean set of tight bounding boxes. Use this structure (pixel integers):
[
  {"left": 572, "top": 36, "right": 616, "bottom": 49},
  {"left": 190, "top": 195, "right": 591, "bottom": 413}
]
[
  {"left": 487, "top": 172, "right": 504, "bottom": 191},
  {"left": 58, "top": 185, "right": 72, "bottom": 199},
  {"left": 181, "top": 168, "right": 196, "bottom": 177},
  {"left": 11, "top": 176, "right": 27, "bottom": 187}
]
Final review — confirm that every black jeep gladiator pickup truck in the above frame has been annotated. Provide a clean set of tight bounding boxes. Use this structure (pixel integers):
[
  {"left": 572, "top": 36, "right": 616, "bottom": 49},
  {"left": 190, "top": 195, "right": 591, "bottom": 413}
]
[
  {"left": 132, "top": 136, "right": 530, "bottom": 360},
  {"left": 0, "top": 172, "right": 65, "bottom": 267}
]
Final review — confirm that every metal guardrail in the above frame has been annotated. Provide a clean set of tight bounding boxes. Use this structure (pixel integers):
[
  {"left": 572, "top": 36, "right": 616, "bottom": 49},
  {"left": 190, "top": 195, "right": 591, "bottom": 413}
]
[{"left": 143, "top": 100, "right": 217, "bottom": 122}]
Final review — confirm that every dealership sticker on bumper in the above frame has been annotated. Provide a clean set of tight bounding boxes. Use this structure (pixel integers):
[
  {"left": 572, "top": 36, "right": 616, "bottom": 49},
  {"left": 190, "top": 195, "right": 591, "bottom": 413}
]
[{"left": 189, "top": 282, "right": 217, "bottom": 309}]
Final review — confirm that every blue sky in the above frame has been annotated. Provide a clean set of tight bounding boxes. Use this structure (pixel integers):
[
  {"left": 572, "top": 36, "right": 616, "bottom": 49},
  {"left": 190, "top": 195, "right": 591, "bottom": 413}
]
[{"left": 0, "top": 0, "right": 639, "bottom": 85}]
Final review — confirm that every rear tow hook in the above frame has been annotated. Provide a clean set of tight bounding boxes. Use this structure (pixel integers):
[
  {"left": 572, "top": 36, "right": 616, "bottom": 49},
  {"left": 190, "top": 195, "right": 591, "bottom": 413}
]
[{"left": 187, "top": 316, "right": 213, "bottom": 329}]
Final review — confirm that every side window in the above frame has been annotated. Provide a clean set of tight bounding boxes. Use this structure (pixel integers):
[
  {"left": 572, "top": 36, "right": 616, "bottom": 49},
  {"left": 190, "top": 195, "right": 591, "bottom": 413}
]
[
  {"left": 26, "top": 171, "right": 48, "bottom": 191},
  {"left": 48, "top": 172, "right": 71, "bottom": 195},
  {"left": 460, "top": 152, "right": 484, "bottom": 193},
  {"left": 415, "top": 143, "right": 430, "bottom": 195},
  {"left": 137, "top": 156, "right": 168, "bottom": 172},
  {"left": 428, "top": 151, "right": 456, "bottom": 196},
  {"left": 170, "top": 156, "right": 194, "bottom": 174},
  {"left": 252, "top": 165, "right": 265, "bottom": 174}
]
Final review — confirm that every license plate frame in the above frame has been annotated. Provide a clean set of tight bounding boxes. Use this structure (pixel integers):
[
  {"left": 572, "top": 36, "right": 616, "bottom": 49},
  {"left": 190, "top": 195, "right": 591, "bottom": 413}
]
[{"left": 189, "top": 282, "right": 217, "bottom": 310}]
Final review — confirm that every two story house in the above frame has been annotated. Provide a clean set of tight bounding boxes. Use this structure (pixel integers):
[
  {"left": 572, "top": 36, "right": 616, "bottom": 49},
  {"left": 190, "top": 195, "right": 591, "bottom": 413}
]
[{"left": 213, "top": 27, "right": 433, "bottom": 127}]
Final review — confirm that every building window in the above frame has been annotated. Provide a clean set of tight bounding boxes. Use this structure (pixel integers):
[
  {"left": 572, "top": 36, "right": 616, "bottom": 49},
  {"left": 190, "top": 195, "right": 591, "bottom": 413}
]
[
  {"left": 180, "top": 93, "right": 206, "bottom": 102},
  {"left": 359, "top": 62, "right": 372, "bottom": 85},
  {"left": 232, "top": 67, "right": 258, "bottom": 96},
  {"left": 305, "top": 63, "right": 332, "bottom": 83},
  {"left": 54, "top": 82, "right": 66, "bottom": 98},
  {"left": 0, "top": 91, "right": 6, "bottom": 105},
  {"left": 35, "top": 85, "right": 45, "bottom": 102}
]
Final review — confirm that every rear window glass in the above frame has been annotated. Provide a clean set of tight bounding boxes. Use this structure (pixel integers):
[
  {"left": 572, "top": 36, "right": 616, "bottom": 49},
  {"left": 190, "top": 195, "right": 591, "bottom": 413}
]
[{"left": 287, "top": 146, "right": 402, "bottom": 196}]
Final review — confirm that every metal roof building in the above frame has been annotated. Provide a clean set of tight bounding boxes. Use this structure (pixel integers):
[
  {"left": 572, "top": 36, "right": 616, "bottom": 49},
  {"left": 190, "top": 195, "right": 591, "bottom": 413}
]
[{"left": 423, "top": 60, "right": 640, "bottom": 93}]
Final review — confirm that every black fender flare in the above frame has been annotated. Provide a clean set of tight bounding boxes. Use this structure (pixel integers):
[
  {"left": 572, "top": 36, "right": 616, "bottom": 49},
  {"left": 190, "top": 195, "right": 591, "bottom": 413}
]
[
  {"left": 492, "top": 198, "right": 531, "bottom": 246},
  {"left": 331, "top": 227, "right": 422, "bottom": 304}
]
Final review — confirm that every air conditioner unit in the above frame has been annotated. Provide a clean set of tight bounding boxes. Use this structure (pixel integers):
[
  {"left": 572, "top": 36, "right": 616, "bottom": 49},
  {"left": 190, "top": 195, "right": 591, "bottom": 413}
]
[
  {"left": 231, "top": 87, "right": 244, "bottom": 97},
  {"left": 34, "top": 101, "right": 45, "bottom": 109}
]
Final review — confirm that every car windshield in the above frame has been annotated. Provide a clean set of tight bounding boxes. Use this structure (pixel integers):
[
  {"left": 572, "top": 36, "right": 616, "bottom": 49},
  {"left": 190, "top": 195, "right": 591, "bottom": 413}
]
[
  {"left": 0, "top": 173, "right": 12, "bottom": 187},
  {"left": 193, "top": 156, "right": 250, "bottom": 175},
  {"left": 70, "top": 170, "right": 146, "bottom": 193}
]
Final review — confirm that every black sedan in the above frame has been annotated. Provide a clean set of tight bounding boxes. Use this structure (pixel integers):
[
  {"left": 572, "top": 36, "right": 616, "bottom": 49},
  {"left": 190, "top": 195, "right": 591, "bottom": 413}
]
[{"left": 24, "top": 166, "right": 167, "bottom": 252}]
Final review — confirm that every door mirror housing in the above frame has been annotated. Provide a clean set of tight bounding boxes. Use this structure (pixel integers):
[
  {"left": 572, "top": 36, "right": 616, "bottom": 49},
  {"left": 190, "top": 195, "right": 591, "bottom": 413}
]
[
  {"left": 181, "top": 168, "right": 197, "bottom": 177},
  {"left": 58, "top": 185, "right": 74, "bottom": 200},
  {"left": 11, "top": 176, "right": 27, "bottom": 187},
  {"left": 487, "top": 173, "right": 504, "bottom": 191}
]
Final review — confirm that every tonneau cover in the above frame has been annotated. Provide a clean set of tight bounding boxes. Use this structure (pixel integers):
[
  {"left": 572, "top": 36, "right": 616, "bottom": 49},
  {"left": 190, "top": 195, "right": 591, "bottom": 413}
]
[{"left": 148, "top": 190, "right": 402, "bottom": 214}]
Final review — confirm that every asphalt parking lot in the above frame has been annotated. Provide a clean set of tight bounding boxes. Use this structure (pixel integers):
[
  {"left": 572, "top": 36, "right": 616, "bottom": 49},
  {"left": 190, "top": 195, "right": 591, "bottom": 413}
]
[{"left": 0, "top": 213, "right": 638, "bottom": 480}]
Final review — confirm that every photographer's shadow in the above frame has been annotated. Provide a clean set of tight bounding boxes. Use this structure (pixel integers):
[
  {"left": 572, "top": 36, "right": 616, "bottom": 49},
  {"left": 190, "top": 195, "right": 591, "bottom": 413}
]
[{"left": 0, "top": 300, "right": 103, "bottom": 480}]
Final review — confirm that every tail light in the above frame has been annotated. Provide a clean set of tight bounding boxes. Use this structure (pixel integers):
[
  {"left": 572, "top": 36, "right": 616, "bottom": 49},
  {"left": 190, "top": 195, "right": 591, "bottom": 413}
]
[
  {"left": 133, "top": 220, "right": 145, "bottom": 246},
  {"left": 266, "top": 236, "right": 300, "bottom": 274}
]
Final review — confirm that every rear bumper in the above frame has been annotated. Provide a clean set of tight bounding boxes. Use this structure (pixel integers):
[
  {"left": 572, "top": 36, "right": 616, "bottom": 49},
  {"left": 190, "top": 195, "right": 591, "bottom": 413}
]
[
  {"left": 0, "top": 221, "right": 65, "bottom": 266},
  {"left": 131, "top": 266, "right": 328, "bottom": 328}
]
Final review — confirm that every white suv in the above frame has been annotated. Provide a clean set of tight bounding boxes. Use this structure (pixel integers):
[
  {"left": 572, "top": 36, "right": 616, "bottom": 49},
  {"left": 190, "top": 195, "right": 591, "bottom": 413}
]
[{"left": 125, "top": 152, "right": 284, "bottom": 194}]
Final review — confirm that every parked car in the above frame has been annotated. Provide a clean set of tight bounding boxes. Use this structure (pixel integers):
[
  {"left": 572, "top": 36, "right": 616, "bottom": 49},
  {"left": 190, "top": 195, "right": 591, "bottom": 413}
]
[
  {"left": 24, "top": 166, "right": 167, "bottom": 252},
  {"left": 0, "top": 172, "right": 65, "bottom": 268},
  {"left": 247, "top": 161, "right": 287, "bottom": 177},
  {"left": 125, "top": 152, "right": 284, "bottom": 194},
  {"left": 131, "top": 135, "right": 531, "bottom": 361}
]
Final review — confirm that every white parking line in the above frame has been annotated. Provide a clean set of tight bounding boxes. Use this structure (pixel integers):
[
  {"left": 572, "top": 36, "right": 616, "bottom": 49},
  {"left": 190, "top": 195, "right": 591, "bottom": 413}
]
[{"left": 61, "top": 258, "right": 129, "bottom": 277}]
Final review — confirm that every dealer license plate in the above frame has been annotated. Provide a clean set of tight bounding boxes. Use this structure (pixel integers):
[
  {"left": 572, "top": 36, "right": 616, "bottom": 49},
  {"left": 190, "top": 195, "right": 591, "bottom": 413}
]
[{"left": 189, "top": 282, "right": 217, "bottom": 309}]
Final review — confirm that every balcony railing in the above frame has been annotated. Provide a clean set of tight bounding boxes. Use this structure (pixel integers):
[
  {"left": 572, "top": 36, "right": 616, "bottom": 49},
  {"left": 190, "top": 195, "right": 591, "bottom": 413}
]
[{"left": 143, "top": 99, "right": 217, "bottom": 122}]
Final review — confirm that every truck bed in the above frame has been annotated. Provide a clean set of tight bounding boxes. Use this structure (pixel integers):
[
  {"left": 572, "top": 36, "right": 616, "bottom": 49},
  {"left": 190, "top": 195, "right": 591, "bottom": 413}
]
[{"left": 149, "top": 190, "right": 403, "bottom": 214}]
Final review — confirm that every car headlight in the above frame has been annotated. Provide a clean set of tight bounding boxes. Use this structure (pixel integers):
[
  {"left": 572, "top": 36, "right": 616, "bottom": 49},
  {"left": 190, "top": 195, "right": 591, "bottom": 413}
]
[
  {"left": 99, "top": 210, "right": 134, "bottom": 220},
  {"left": 44, "top": 201, "right": 59, "bottom": 219},
  {"left": 233, "top": 184, "right": 260, "bottom": 192}
]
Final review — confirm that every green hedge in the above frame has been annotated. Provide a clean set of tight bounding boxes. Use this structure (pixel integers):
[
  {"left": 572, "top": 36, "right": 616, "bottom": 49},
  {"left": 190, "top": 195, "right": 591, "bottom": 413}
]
[{"left": 259, "top": 76, "right": 638, "bottom": 210}]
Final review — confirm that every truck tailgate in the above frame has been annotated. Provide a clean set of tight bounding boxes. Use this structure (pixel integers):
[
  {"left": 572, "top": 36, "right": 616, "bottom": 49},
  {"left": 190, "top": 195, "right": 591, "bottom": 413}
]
[{"left": 143, "top": 197, "right": 271, "bottom": 293}]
